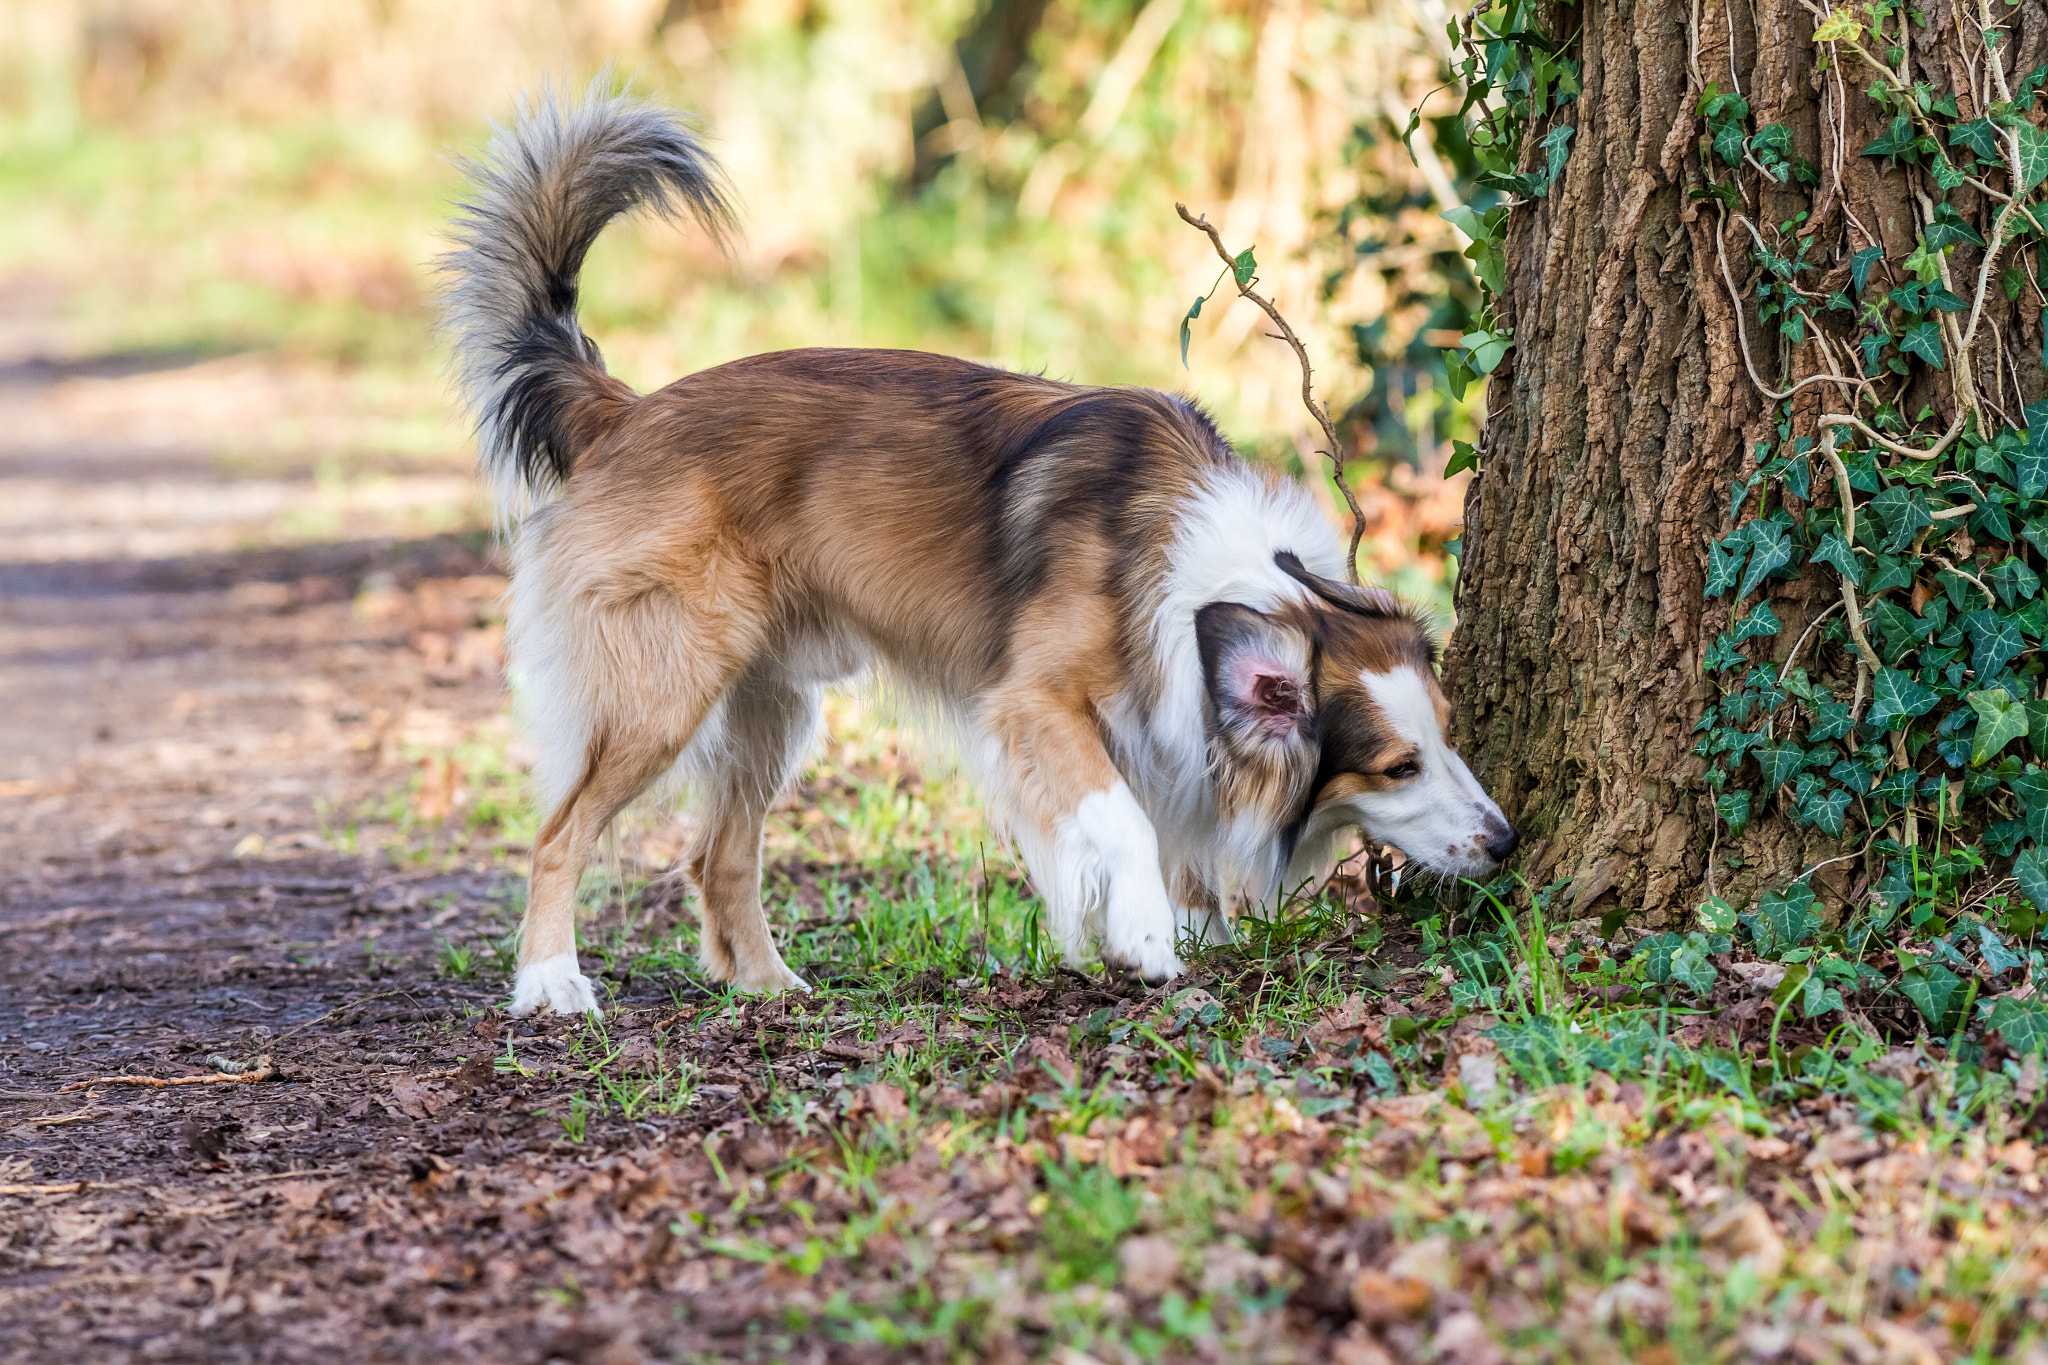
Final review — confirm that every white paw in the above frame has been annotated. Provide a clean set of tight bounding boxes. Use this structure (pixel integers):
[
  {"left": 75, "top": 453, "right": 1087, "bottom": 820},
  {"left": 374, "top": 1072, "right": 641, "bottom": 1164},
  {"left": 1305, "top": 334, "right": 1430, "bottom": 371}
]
[
  {"left": 1105, "top": 892, "right": 1185, "bottom": 983},
  {"left": 509, "top": 953, "right": 602, "bottom": 1016}
]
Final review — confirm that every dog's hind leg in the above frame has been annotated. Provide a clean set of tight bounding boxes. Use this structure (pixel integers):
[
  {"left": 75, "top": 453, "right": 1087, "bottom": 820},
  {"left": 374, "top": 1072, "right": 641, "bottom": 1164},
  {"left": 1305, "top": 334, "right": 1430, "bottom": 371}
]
[
  {"left": 685, "top": 666, "right": 821, "bottom": 994},
  {"left": 509, "top": 555, "right": 768, "bottom": 1016}
]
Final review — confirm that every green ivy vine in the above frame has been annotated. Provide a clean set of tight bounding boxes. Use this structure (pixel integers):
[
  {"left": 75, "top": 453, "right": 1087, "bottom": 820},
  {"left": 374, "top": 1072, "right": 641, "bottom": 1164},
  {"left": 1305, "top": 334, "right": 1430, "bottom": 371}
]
[{"left": 1429, "top": 0, "right": 2048, "bottom": 1061}]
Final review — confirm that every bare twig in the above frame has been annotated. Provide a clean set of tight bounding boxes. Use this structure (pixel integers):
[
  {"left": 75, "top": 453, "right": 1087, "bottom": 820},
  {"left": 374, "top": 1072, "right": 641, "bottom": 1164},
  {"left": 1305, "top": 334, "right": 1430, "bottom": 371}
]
[
  {"left": 1176, "top": 202, "right": 1368, "bottom": 583},
  {"left": 60, "top": 1055, "right": 275, "bottom": 1093}
]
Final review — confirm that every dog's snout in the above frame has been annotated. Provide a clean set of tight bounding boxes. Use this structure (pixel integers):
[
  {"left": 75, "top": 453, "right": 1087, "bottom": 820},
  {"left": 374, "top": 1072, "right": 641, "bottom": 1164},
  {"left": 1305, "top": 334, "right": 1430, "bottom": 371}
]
[{"left": 1484, "top": 824, "right": 1519, "bottom": 865}]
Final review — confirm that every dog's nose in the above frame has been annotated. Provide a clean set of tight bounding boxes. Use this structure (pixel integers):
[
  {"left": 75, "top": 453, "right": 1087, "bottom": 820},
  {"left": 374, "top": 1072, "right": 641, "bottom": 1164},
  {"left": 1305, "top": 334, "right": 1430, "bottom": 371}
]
[{"left": 1485, "top": 826, "right": 1520, "bottom": 864}]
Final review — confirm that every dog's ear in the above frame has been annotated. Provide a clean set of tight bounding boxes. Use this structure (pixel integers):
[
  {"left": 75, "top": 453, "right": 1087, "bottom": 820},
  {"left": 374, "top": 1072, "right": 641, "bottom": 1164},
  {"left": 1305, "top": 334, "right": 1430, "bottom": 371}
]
[
  {"left": 1195, "top": 601, "right": 1313, "bottom": 741},
  {"left": 1274, "top": 551, "right": 1402, "bottom": 617}
]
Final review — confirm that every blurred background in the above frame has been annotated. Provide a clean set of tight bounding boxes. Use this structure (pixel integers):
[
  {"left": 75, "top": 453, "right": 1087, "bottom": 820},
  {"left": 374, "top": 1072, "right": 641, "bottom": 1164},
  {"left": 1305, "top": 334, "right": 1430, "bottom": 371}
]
[
  {"left": 1, "top": 0, "right": 1485, "bottom": 599},
  {"left": 0, "top": 0, "right": 1492, "bottom": 878}
]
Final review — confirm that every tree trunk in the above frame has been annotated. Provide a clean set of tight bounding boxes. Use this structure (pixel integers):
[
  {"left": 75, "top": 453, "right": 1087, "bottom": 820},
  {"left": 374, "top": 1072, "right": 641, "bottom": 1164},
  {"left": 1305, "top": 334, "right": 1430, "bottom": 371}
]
[{"left": 1443, "top": 0, "right": 2048, "bottom": 928}]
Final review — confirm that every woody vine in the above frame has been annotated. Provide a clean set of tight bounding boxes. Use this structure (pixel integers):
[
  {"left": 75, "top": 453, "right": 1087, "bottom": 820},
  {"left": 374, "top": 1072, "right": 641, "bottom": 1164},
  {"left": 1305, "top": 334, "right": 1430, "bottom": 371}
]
[{"left": 1429, "top": 0, "right": 2048, "bottom": 1055}]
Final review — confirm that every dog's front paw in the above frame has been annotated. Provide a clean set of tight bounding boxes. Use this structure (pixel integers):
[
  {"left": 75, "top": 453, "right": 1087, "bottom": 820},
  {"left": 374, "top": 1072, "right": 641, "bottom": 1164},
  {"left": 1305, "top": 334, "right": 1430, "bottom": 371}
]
[
  {"left": 1103, "top": 926, "right": 1185, "bottom": 984},
  {"left": 509, "top": 953, "right": 603, "bottom": 1016},
  {"left": 1105, "top": 889, "right": 1185, "bottom": 984}
]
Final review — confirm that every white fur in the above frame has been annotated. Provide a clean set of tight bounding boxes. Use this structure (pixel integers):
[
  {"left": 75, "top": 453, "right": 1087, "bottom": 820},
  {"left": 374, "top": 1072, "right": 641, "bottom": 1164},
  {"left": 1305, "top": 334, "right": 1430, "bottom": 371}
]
[
  {"left": 1315, "top": 664, "right": 1508, "bottom": 880},
  {"left": 1101, "top": 467, "right": 1339, "bottom": 908},
  {"left": 510, "top": 952, "right": 601, "bottom": 1015},
  {"left": 1036, "top": 782, "right": 1182, "bottom": 980}
]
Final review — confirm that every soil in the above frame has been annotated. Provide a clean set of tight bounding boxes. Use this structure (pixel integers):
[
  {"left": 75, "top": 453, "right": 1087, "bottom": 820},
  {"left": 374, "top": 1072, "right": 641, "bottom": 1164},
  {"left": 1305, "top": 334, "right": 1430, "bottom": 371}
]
[{"left": 0, "top": 323, "right": 811, "bottom": 1363}]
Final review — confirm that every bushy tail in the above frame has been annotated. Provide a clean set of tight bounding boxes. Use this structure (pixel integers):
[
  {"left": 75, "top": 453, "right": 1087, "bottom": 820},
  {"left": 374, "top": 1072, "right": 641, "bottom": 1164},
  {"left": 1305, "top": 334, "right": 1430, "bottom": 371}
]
[{"left": 439, "top": 81, "right": 735, "bottom": 518}]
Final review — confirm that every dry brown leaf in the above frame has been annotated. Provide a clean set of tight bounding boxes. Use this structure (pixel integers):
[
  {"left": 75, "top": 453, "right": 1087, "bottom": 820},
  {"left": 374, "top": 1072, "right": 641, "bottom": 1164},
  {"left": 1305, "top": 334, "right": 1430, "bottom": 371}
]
[
  {"left": 1700, "top": 1202, "right": 1786, "bottom": 1280},
  {"left": 1118, "top": 1235, "right": 1181, "bottom": 1298},
  {"left": 1350, "top": 1269, "right": 1433, "bottom": 1324}
]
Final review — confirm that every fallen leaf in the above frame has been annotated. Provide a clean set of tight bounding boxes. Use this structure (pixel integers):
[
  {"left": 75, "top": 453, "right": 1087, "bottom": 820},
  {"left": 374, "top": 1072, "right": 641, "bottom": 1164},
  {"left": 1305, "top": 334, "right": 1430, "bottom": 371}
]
[
  {"left": 1350, "top": 1269, "right": 1433, "bottom": 1324},
  {"left": 1700, "top": 1202, "right": 1786, "bottom": 1279},
  {"left": 1118, "top": 1234, "right": 1180, "bottom": 1298},
  {"left": 864, "top": 1082, "right": 907, "bottom": 1124}
]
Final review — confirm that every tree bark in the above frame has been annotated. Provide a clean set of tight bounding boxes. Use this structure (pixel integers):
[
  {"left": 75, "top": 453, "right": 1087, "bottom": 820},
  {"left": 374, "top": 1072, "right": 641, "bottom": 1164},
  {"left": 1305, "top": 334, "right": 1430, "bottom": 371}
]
[{"left": 1443, "top": 0, "right": 2048, "bottom": 927}]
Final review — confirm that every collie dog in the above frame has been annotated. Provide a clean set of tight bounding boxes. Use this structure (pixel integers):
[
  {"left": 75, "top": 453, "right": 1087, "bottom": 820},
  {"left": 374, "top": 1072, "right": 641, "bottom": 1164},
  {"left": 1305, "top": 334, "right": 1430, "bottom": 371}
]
[{"left": 438, "top": 89, "right": 1515, "bottom": 1015}]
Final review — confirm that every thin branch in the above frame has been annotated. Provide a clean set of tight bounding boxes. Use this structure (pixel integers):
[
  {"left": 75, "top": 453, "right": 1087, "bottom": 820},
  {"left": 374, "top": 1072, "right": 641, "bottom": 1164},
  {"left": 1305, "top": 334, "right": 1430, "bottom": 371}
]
[{"left": 1177, "top": 202, "right": 1368, "bottom": 583}]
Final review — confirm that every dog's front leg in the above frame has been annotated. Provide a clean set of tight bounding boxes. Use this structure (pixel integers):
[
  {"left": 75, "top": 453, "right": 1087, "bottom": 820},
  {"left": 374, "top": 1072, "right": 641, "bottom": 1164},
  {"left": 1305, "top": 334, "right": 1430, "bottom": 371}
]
[{"left": 987, "top": 687, "right": 1184, "bottom": 983}]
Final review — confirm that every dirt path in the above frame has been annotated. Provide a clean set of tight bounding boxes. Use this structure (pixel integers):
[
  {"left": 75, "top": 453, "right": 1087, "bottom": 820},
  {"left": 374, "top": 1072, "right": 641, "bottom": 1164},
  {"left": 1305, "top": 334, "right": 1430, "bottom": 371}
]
[{"left": 0, "top": 308, "right": 741, "bottom": 1362}]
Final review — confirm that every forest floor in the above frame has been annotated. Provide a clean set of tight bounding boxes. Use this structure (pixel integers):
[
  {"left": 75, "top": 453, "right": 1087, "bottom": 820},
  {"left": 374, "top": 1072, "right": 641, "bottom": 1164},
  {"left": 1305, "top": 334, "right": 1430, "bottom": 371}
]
[{"left": 3, "top": 285, "right": 2047, "bottom": 1365}]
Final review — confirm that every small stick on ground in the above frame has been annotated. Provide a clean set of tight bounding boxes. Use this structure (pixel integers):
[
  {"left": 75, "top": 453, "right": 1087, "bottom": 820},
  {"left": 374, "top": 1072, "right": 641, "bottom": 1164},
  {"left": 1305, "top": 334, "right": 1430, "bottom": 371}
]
[
  {"left": 60, "top": 1056, "right": 275, "bottom": 1092},
  {"left": 1176, "top": 202, "right": 1368, "bottom": 583}
]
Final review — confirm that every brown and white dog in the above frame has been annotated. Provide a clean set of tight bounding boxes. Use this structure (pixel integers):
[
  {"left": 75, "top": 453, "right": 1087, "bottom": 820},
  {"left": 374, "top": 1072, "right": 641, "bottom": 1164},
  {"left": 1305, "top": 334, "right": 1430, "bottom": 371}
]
[{"left": 439, "top": 89, "right": 1515, "bottom": 1015}]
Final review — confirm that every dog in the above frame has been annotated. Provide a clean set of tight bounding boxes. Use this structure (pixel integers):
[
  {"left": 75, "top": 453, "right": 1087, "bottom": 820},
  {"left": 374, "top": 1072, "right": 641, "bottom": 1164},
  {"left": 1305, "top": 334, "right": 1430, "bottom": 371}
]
[{"left": 438, "top": 87, "right": 1516, "bottom": 1016}]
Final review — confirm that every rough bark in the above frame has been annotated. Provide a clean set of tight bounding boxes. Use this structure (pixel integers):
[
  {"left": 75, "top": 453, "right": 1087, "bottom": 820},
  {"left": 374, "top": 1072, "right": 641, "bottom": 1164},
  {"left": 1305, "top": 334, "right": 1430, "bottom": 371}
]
[{"left": 1443, "top": 0, "right": 2048, "bottom": 927}]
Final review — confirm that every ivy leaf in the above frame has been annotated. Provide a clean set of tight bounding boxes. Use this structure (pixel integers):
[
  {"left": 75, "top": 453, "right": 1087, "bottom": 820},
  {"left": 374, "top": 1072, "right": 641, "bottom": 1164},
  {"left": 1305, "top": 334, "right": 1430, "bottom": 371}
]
[
  {"left": 1742, "top": 883, "right": 1820, "bottom": 958},
  {"left": 1716, "top": 789, "right": 1752, "bottom": 835},
  {"left": 1446, "top": 440, "right": 1479, "bottom": 476},
  {"left": 1811, "top": 8, "right": 1862, "bottom": 42},
  {"left": 1798, "top": 784, "right": 1852, "bottom": 836},
  {"left": 1868, "top": 667, "right": 1939, "bottom": 730},
  {"left": 1739, "top": 520, "right": 1795, "bottom": 599},
  {"left": 1538, "top": 124, "right": 1575, "bottom": 193},
  {"left": 1865, "top": 553, "right": 1915, "bottom": 594},
  {"left": 2027, "top": 399, "right": 2048, "bottom": 493},
  {"left": 1899, "top": 962, "right": 1965, "bottom": 1034},
  {"left": 1706, "top": 532, "right": 1749, "bottom": 597},
  {"left": 1869, "top": 485, "right": 1933, "bottom": 552},
  {"left": 1923, "top": 283, "right": 1967, "bottom": 313},
  {"left": 1949, "top": 118, "right": 2002, "bottom": 163},
  {"left": 2012, "top": 848, "right": 2048, "bottom": 917},
  {"left": 1828, "top": 756, "right": 1875, "bottom": 794},
  {"left": 1897, "top": 318, "right": 1946, "bottom": 369},
  {"left": 1965, "top": 608, "right": 2026, "bottom": 679},
  {"left": 1869, "top": 598, "right": 1931, "bottom": 664},
  {"left": 1931, "top": 156, "right": 1967, "bottom": 190},
  {"left": 1977, "top": 922, "right": 2025, "bottom": 976},
  {"left": 1809, "top": 700, "right": 1856, "bottom": 743},
  {"left": 1756, "top": 743, "right": 1807, "bottom": 791},
  {"left": 1668, "top": 938, "right": 1718, "bottom": 995},
  {"left": 1985, "top": 997, "right": 2048, "bottom": 1055},
  {"left": 1704, "top": 632, "right": 1746, "bottom": 673},
  {"left": 1714, "top": 120, "right": 1747, "bottom": 167},
  {"left": 1863, "top": 113, "right": 1918, "bottom": 163},
  {"left": 1849, "top": 245, "right": 1886, "bottom": 294},
  {"left": 1801, "top": 969, "right": 1847, "bottom": 1019},
  {"left": 2017, "top": 125, "right": 2048, "bottom": 195},
  {"left": 2013, "top": 768, "right": 2048, "bottom": 843},
  {"left": 1731, "top": 602, "right": 1782, "bottom": 642},
  {"left": 1179, "top": 295, "right": 1205, "bottom": 368},
  {"left": 1810, "top": 531, "right": 1863, "bottom": 587},
  {"left": 1924, "top": 203, "right": 1985, "bottom": 250},
  {"left": 1232, "top": 248, "right": 1256, "bottom": 287},
  {"left": 1969, "top": 689, "right": 2029, "bottom": 765},
  {"left": 1985, "top": 556, "right": 2041, "bottom": 607}
]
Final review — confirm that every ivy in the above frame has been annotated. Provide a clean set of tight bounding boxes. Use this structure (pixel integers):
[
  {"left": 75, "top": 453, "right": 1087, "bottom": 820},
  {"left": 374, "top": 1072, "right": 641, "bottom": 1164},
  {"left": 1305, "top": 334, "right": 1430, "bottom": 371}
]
[{"left": 1428, "top": 0, "right": 2048, "bottom": 1061}]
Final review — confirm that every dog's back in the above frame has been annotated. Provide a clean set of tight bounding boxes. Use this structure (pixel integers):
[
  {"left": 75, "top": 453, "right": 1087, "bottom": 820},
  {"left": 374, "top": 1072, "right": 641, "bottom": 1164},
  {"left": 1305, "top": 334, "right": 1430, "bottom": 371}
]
[{"left": 440, "top": 84, "right": 1513, "bottom": 1017}]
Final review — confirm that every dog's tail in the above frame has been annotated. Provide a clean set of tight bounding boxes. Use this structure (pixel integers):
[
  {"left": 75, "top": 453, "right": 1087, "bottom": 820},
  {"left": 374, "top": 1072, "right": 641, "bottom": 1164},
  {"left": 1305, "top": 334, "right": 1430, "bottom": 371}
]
[{"left": 439, "top": 82, "right": 735, "bottom": 518}]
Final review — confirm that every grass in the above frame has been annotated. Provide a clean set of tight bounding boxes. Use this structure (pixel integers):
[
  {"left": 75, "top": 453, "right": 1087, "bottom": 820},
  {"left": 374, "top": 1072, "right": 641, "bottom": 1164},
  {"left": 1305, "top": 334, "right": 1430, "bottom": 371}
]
[{"left": 387, "top": 700, "right": 2046, "bottom": 1360}]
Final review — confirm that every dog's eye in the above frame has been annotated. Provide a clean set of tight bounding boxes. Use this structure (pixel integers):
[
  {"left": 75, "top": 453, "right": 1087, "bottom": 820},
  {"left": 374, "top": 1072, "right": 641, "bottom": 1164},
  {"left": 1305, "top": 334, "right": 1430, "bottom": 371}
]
[{"left": 1385, "top": 761, "right": 1420, "bottom": 780}]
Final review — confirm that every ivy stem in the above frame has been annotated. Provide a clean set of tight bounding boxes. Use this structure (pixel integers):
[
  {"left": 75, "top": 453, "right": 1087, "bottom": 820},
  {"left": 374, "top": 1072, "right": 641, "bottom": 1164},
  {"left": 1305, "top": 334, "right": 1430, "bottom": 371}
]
[
  {"left": 1782, "top": 599, "right": 1844, "bottom": 681},
  {"left": 1819, "top": 410, "right": 1965, "bottom": 464},
  {"left": 1821, "top": 426, "right": 1884, "bottom": 676},
  {"left": 1931, "top": 556, "right": 1996, "bottom": 608}
]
